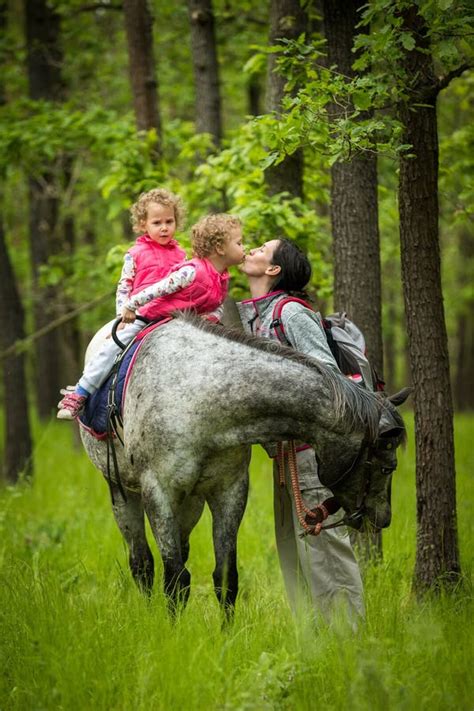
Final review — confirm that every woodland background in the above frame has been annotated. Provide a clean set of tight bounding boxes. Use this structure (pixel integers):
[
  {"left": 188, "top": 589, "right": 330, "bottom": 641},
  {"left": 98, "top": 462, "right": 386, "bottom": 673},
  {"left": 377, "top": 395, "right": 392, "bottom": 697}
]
[
  {"left": 0, "top": 0, "right": 473, "bottom": 660},
  {"left": 0, "top": 1, "right": 473, "bottom": 708}
]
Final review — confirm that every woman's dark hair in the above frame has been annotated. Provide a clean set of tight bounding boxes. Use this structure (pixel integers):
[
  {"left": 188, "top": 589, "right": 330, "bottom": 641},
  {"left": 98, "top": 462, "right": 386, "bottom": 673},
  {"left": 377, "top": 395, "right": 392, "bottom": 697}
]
[{"left": 271, "top": 239, "right": 312, "bottom": 295}]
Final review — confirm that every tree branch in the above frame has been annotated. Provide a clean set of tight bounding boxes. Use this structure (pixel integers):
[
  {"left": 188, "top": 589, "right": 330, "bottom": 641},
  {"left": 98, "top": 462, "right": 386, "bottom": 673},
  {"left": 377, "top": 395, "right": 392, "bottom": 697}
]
[
  {"left": 436, "top": 63, "right": 472, "bottom": 94},
  {"left": 0, "top": 290, "right": 114, "bottom": 362}
]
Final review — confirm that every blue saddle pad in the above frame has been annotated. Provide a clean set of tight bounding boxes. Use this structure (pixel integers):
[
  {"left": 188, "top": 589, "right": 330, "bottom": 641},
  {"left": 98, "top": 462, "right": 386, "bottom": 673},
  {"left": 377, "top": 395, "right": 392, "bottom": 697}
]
[{"left": 78, "top": 340, "right": 141, "bottom": 436}]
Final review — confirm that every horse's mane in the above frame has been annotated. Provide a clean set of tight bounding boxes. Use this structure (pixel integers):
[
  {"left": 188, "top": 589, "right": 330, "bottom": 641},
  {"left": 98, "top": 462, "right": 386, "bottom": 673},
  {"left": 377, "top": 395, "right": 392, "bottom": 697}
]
[{"left": 175, "top": 312, "right": 382, "bottom": 440}]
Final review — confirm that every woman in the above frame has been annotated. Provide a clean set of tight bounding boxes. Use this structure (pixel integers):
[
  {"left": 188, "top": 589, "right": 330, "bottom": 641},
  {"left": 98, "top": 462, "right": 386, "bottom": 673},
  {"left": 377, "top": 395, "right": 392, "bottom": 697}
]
[{"left": 238, "top": 238, "right": 364, "bottom": 622}]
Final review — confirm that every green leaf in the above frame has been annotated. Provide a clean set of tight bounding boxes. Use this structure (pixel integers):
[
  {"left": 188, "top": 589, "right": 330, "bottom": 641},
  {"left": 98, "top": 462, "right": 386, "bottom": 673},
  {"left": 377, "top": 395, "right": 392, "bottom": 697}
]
[
  {"left": 400, "top": 32, "right": 416, "bottom": 51},
  {"left": 353, "top": 90, "right": 372, "bottom": 111},
  {"left": 243, "top": 53, "right": 266, "bottom": 76},
  {"left": 260, "top": 152, "right": 279, "bottom": 170}
]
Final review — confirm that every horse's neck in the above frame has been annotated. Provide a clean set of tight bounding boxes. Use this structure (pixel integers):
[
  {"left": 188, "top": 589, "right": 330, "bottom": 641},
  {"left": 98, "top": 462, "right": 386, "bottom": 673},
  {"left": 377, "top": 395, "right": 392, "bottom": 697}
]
[
  {"left": 231, "top": 357, "right": 367, "bottom": 477},
  {"left": 233, "top": 356, "right": 348, "bottom": 446}
]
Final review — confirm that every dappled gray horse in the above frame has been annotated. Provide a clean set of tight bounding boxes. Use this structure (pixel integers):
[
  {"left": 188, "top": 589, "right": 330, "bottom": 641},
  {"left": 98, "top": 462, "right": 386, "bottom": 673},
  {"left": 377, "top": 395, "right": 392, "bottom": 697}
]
[{"left": 81, "top": 314, "right": 407, "bottom": 611}]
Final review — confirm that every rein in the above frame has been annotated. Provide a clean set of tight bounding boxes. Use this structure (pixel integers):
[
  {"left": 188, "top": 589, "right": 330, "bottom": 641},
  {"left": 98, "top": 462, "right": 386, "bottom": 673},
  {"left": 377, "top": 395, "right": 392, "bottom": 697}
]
[
  {"left": 277, "top": 434, "right": 374, "bottom": 537},
  {"left": 276, "top": 441, "right": 330, "bottom": 536}
]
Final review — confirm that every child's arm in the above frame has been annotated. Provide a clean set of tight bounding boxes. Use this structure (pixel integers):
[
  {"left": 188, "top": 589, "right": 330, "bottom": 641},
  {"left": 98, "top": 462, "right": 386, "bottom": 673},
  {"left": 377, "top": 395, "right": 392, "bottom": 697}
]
[
  {"left": 203, "top": 304, "right": 225, "bottom": 323},
  {"left": 121, "top": 264, "right": 196, "bottom": 322},
  {"left": 116, "top": 253, "right": 136, "bottom": 316}
]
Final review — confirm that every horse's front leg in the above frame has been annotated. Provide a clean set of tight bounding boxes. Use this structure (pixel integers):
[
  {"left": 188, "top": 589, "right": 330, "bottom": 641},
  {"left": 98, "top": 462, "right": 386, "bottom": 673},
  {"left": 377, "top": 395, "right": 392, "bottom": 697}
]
[
  {"left": 141, "top": 472, "right": 191, "bottom": 613},
  {"left": 110, "top": 485, "right": 154, "bottom": 593},
  {"left": 207, "top": 469, "right": 249, "bottom": 616}
]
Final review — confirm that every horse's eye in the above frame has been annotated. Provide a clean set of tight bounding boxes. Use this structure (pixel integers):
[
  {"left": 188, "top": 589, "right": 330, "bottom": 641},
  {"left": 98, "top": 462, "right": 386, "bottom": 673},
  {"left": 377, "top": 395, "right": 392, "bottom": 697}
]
[{"left": 381, "top": 467, "right": 394, "bottom": 476}]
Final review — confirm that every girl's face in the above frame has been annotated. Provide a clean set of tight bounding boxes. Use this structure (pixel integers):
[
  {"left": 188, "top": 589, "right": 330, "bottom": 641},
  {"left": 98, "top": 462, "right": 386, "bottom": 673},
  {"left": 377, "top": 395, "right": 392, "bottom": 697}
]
[
  {"left": 220, "top": 226, "right": 246, "bottom": 266},
  {"left": 141, "top": 202, "right": 177, "bottom": 245}
]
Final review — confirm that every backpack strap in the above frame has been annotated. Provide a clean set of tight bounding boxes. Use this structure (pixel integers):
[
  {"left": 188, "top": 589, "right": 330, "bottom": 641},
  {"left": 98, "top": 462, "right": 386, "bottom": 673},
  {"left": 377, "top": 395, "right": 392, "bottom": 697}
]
[{"left": 270, "top": 296, "right": 315, "bottom": 344}]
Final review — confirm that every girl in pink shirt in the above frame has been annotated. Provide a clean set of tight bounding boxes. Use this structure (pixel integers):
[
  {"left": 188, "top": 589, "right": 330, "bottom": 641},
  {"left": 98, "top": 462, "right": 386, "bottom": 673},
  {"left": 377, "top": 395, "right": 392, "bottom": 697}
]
[
  {"left": 115, "top": 188, "right": 187, "bottom": 320},
  {"left": 57, "top": 187, "right": 185, "bottom": 418},
  {"left": 57, "top": 213, "right": 245, "bottom": 419}
]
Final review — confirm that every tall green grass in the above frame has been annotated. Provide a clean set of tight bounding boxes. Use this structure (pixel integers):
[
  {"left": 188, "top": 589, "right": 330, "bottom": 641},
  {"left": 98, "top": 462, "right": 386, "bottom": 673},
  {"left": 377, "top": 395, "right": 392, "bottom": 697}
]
[{"left": 0, "top": 414, "right": 472, "bottom": 710}]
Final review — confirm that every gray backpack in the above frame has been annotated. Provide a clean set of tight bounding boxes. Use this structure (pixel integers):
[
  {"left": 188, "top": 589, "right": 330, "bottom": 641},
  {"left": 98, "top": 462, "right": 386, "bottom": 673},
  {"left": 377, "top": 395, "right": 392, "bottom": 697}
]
[{"left": 271, "top": 299, "right": 384, "bottom": 391}]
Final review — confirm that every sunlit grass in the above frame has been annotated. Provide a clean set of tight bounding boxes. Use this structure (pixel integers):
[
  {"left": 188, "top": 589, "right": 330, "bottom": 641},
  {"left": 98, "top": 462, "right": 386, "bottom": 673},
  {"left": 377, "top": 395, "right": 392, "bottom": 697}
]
[{"left": 0, "top": 413, "right": 472, "bottom": 710}]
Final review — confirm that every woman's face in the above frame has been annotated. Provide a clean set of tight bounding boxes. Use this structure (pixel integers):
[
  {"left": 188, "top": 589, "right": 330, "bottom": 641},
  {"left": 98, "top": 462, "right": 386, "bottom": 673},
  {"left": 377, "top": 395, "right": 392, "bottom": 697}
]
[{"left": 240, "top": 239, "right": 281, "bottom": 277}]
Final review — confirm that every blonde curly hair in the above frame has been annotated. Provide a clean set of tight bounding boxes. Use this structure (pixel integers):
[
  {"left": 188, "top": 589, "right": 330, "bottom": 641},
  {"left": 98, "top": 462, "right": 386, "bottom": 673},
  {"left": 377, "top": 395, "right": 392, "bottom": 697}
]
[
  {"left": 130, "top": 188, "right": 185, "bottom": 233},
  {"left": 191, "top": 214, "right": 241, "bottom": 258}
]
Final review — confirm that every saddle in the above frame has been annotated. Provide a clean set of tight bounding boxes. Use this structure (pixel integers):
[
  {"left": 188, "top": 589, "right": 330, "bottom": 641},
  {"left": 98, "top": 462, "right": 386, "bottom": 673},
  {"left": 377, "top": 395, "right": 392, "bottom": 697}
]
[{"left": 78, "top": 319, "right": 170, "bottom": 439}]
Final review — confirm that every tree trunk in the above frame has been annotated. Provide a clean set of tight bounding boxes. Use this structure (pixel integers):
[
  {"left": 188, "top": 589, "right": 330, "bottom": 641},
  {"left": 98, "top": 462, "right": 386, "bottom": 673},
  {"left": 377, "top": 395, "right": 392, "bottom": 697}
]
[
  {"left": 265, "top": 0, "right": 306, "bottom": 198},
  {"left": 60, "top": 206, "right": 81, "bottom": 386},
  {"left": 398, "top": 6, "right": 460, "bottom": 591},
  {"left": 247, "top": 74, "right": 262, "bottom": 117},
  {"left": 323, "top": 0, "right": 383, "bottom": 557},
  {"left": 454, "top": 229, "right": 474, "bottom": 410},
  {"left": 0, "top": 1, "right": 33, "bottom": 482},
  {"left": 25, "top": 0, "right": 66, "bottom": 418},
  {"left": 383, "top": 260, "right": 400, "bottom": 393},
  {"left": 123, "top": 0, "right": 161, "bottom": 145},
  {"left": 187, "top": 0, "right": 222, "bottom": 146},
  {"left": 323, "top": 0, "right": 383, "bottom": 377},
  {"left": 25, "top": 0, "right": 63, "bottom": 102},
  {"left": 0, "top": 220, "right": 33, "bottom": 483},
  {"left": 454, "top": 313, "right": 474, "bottom": 411}
]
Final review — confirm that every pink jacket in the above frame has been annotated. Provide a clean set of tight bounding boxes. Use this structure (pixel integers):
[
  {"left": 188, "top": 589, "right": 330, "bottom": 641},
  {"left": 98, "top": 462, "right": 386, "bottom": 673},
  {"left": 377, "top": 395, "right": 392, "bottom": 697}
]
[
  {"left": 129, "top": 235, "right": 186, "bottom": 296},
  {"left": 138, "top": 258, "right": 230, "bottom": 320}
]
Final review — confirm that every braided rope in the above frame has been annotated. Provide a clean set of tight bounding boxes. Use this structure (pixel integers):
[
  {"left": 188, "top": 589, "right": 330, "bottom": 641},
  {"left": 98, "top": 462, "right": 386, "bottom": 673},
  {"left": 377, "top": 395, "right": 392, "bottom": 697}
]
[{"left": 276, "top": 441, "right": 329, "bottom": 536}]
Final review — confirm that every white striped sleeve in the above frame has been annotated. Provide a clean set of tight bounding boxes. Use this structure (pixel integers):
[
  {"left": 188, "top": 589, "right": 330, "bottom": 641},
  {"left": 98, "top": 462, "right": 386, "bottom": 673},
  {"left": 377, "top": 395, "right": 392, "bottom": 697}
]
[
  {"left": 125, "top": 265, "right": 196, "bottom": 311},
  {"left": 116, "top": 253, "right": 136, "bottom": 315}
]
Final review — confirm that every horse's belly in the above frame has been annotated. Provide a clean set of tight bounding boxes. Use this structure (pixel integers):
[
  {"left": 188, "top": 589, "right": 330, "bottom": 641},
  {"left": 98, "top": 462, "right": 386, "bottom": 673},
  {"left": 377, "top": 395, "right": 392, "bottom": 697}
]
[{"left": 80, "top": 429, "right": 140, "bottom": 492}]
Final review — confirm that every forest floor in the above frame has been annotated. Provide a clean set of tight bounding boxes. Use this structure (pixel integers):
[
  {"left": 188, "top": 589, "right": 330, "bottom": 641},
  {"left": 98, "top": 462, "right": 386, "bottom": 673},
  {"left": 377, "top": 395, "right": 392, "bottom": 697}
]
[{"left": 0, "top": 413, "right": 472, "bottom": 710}]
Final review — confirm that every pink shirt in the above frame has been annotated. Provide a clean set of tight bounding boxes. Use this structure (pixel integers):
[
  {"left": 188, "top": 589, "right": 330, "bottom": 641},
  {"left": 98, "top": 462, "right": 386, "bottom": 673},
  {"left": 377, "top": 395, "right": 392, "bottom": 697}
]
[
  {"left": 116, "top": 234, "right": 186, "bottom": 314},
  {"left": 125, "top": 258, "right": 230, "bottom": 320}
]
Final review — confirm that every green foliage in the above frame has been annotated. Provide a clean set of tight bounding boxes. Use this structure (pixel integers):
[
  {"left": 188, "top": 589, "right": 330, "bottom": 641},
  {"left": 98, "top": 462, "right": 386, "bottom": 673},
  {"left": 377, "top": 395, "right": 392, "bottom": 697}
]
[
  {"left": 438, "top": 75, "right": 474, "bottom": 344},
  {"left": 178, "top": 115, "right": 333, "bottom": 296},
  {"left": 0, "top": 414, "right": 472, "bottom": 709},
  {"left": 355, "top": 0, "right": 474, "bottom": 82},
  {"left": 0, "top": 0, "right": 473, "bottom": 385}
]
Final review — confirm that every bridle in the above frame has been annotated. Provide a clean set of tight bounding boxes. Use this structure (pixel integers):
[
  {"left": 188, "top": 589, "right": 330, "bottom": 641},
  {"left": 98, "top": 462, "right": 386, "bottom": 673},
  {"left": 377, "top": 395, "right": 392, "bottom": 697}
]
[{"left": 278, "top": 430, "right": 398, "bottom": 537}]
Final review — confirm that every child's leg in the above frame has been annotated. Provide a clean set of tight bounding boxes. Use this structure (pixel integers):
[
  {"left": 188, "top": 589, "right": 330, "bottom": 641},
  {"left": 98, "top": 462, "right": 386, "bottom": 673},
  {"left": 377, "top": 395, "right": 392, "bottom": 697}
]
[
  {"left": 57, "top": 321, "right": 144, "bottom": 420},
  {"left": 78, "top": 321, "right": 144, "bottom": 395}
]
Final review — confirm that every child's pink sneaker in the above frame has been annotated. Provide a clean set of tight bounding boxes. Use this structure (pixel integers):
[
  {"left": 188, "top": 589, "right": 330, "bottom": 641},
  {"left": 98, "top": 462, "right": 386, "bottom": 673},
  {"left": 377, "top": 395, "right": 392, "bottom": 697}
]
[{"left": 57, "top": 392, "right": 87, "bottom": 420}]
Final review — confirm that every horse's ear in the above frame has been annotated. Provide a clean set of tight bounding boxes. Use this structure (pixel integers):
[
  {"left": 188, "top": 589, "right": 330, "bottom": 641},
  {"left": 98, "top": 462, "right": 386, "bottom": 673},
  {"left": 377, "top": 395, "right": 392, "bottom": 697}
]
[{"left": 388, "top": 387, "right": 412, "bottom": 408}]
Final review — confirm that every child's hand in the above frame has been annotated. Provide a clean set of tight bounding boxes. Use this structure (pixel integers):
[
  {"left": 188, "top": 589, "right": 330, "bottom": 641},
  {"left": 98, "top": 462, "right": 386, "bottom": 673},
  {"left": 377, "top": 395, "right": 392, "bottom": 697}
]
[{"left": 121, "top": 306, "right": 136, "bottom": 323}]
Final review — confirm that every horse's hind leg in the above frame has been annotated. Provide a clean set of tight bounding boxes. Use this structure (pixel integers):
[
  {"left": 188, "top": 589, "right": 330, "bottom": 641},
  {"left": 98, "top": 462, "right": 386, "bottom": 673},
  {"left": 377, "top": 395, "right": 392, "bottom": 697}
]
[
  {"left": 141, "top": 473, "right": 191, "bottom": 613},
  {"left": 207, "top": 471, "right": 249, "bottom": 616},
  {"left": 178, "top": 494, "right": 205, "bottom": 566},
  {"left": 110, "top": 486, "right": 154, "bottom": 593}
]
